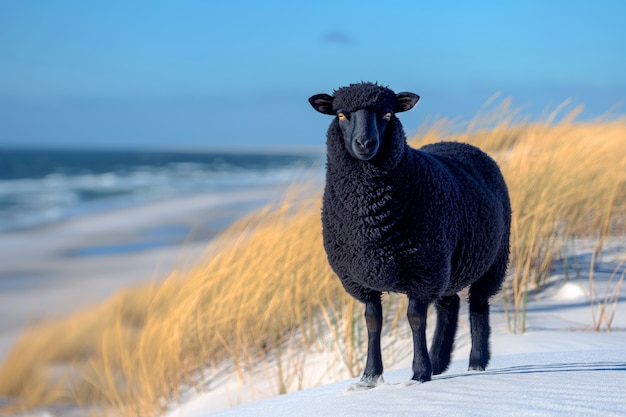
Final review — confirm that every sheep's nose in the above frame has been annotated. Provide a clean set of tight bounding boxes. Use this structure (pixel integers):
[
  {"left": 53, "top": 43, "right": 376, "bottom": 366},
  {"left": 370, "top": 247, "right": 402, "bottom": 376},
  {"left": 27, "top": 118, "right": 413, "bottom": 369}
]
[{"left": 356, "top": 137, "right": 374, "bottom": 150}]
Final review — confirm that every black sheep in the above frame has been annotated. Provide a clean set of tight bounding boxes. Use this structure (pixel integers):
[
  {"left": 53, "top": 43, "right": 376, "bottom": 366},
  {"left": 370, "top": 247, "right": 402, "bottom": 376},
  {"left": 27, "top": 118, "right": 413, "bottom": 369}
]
[{"left": 309, "top": 82, "right": 511, "bottom": 385}]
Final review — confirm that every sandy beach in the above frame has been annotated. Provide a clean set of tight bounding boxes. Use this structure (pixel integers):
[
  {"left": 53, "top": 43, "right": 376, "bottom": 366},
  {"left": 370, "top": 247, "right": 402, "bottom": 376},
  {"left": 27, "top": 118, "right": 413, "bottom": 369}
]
[
  {"left": 166, "top": 244, "right": 626, "bottom": 417},
  {"left": 0, "top": 185, "right": 288, "bottom": 360}
]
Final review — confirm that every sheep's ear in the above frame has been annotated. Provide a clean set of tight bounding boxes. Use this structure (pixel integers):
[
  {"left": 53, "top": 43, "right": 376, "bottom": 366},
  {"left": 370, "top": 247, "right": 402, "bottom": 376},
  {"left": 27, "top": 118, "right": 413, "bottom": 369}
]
[
  {"left": 395, "top": 92, "right": 420, "bottom": 113},
  {"left": 309, "top": 94, "right": 335, "bottom": 115}
]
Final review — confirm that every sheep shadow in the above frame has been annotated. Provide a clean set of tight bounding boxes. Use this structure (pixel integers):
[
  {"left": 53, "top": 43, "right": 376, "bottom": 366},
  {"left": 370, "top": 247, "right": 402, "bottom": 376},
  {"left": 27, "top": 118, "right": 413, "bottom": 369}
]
[{"left": 434, "top": 361, "right": 626, "bottom": 381}]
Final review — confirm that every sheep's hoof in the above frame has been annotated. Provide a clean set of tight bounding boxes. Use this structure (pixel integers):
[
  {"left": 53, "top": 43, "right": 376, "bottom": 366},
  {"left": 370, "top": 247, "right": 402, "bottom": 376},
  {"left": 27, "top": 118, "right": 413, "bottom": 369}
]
[
  {"left": 468, "top": 364, "right": 486, "bottom": 372},
  {"left": 431, "top": 364, "right": 447, "bottom": 376},
  {"left": 411, "top": 373, "right": 432, "bottom": 383},
  {"left": 346, "top": 374, "right": 384, "bottom": 391}
]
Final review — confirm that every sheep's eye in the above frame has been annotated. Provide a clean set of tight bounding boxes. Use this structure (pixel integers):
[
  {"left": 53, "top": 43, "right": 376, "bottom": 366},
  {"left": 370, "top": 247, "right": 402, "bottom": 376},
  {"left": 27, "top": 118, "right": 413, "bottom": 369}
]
[
  {"left": 383, "top": 112, "right": 393, "bottom": 121},
  {"left": 337, "top": 112, "right": 346, "bottom": 121}
]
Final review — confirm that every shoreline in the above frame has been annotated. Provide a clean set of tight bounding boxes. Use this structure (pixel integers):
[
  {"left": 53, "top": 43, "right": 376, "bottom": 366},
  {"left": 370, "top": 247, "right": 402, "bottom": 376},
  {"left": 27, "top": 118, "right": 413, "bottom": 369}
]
[{"left": 0, "top": 185, "right": 290, "bottom": 360}]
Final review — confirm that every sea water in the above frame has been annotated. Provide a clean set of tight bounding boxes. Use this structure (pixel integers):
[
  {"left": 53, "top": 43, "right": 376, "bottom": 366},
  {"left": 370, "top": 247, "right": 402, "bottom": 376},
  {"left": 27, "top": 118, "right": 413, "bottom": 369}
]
[{"left": 0, "top": 148, "right": 322, "bottom": 233}]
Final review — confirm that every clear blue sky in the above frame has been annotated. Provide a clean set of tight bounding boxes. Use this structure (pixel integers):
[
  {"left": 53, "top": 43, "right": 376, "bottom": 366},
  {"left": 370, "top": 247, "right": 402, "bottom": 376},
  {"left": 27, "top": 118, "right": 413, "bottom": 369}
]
[{"left": 1, "top": 0, "right": 625, "bottom": 149}]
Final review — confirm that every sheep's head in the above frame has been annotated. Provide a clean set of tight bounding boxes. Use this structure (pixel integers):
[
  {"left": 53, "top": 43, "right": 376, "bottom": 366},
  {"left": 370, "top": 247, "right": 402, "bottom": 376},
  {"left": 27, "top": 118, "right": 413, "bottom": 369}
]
[{"left": 309, "top": 82, "right": 419, "bottom": 161}]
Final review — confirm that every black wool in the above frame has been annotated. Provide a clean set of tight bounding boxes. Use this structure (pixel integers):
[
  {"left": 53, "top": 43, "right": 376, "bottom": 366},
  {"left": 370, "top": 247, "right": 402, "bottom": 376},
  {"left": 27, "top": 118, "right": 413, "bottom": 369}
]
[{"left": 310, "top": 82, "right": 511, "bottom": 384}]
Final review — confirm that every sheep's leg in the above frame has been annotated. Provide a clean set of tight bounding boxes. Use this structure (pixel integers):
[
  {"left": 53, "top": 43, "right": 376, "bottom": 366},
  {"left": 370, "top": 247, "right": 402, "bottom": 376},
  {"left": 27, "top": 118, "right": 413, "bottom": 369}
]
[
  {"left": 360, "top": 294, "right": 384, "bottom": 386},
  {"left": 429, "top": 294, "right": 460, "bottom": 375},
  {"left": 407, "top": 297, "right": 432, "bottom": 382},
  {"left": 468, "top": 295, "right": 490, "bottom": 371},
  {"left": 468, "top": 254, "right": 507, "bottom": 372}
]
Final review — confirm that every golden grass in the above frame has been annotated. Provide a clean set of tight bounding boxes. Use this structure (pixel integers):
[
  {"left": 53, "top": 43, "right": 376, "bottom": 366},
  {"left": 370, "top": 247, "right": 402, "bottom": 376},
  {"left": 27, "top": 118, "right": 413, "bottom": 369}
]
[
  {"left": 0, "top": 187, "right": 345, "bottom": 415},
  {"left": 1, "top": 101, "right": 625, "bottom": 415},
  {"left": 415, "top": 100, "right": 626, "bottom": 330}
]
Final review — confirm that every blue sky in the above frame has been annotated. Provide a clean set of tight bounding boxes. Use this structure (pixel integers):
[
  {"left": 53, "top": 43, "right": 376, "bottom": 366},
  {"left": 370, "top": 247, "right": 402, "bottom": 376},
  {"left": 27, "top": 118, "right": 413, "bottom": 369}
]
[{"left": 1, "top": 0, "right": 625, "bottom": 149}]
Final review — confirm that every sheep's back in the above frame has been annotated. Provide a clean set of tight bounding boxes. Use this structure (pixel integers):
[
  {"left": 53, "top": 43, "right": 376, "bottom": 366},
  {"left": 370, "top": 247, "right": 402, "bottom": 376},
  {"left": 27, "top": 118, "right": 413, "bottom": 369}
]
[{"left": 419, "top": 142, "right": 508, "bottom": 203}]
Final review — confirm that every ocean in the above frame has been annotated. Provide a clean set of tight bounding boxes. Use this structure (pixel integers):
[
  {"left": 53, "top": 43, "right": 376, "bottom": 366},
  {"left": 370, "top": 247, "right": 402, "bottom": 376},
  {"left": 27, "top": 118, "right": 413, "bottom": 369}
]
[{"left": 0, "top": 148, "right": 322, "bottom": 233}]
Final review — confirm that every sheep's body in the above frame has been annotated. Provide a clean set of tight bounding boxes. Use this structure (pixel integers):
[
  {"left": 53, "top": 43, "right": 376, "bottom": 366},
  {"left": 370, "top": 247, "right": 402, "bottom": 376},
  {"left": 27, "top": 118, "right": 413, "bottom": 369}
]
[
  {"left": 323, "top": 141, "right": 509, "bottom": 303},
  {"left": 310, "top": 82, "right": 511, "bottom": 384}
]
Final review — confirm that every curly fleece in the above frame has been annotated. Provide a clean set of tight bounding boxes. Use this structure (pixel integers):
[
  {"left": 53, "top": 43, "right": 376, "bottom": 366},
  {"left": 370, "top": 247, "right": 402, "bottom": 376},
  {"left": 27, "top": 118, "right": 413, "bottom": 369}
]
[{"left": 321, "top": 83, "right": 511, "bottom": 305}]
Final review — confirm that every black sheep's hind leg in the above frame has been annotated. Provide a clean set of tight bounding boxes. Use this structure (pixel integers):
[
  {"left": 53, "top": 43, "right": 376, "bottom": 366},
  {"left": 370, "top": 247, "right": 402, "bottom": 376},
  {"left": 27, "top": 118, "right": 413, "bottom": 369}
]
[
  {"left": 468, "top": 247, "right": 507, "bottom": 372},
  {"left": 429, "top": 294, "right": 460, "bottom": 375},
  {"left": 407, "top": 297, "right": 432, "bottom": 382},
  {"left": 468, "top": 294, "right": 491, "bottom": 371},
  {"left": 359, "top": 294, "right": 384, "bottom": 387}
]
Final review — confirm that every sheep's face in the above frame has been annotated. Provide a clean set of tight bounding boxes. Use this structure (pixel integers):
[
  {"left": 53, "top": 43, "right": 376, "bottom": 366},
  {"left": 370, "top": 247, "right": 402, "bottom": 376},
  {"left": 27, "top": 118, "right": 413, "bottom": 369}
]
[
  {"left": 336, "top": 109, "right": 390, "bottom": 161},
  {"left": 309, "top": 83, "right": 419, "bottom": 161}
]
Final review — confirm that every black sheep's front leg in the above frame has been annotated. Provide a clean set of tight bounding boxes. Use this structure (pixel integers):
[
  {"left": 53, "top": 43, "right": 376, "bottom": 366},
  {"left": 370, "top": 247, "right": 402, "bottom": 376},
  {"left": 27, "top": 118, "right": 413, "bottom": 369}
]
[
  {"left": 407, "top": 297, "right": 432, "bottom": 382},
  {"left": 360, "top": 294, "right": 384, "bottom": 387}
]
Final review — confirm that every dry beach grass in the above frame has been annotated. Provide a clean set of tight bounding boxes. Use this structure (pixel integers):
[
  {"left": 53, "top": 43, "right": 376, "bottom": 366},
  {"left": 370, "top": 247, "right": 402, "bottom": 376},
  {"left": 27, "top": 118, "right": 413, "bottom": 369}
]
[{"left": 1, "top": 102, "right": 625, "bottom": 415}]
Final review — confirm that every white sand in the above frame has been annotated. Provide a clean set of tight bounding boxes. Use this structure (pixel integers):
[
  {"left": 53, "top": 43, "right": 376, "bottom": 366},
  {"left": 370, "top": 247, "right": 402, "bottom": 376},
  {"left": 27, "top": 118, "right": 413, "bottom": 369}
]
[
  {"left": 0, "top": 186, "right": 286, "bottom": 360},
  {"left": 166, "top": 243, "right": 626, "bottom": 417}
]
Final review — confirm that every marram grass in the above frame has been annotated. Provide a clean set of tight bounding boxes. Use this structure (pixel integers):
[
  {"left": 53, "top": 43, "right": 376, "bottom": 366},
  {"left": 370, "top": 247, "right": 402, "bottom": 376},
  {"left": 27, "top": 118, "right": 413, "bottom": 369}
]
[{"left": 1, "top": 103, "right": 625, "bottom": 415}]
